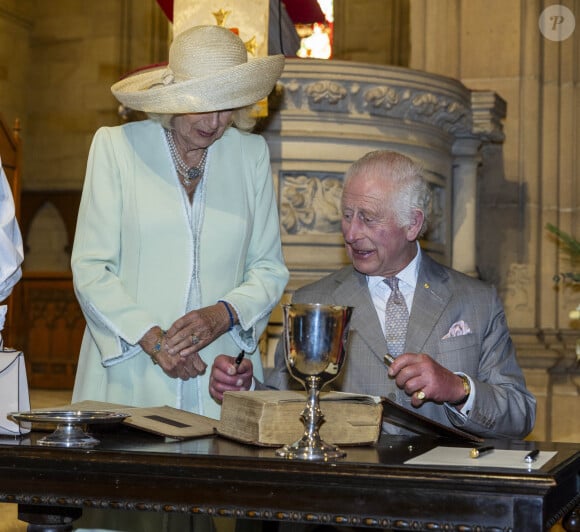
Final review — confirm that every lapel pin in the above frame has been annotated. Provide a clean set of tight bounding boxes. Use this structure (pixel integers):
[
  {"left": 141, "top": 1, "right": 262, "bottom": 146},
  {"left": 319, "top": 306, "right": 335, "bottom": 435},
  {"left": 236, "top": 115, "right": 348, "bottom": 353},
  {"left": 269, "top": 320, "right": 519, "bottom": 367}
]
[{"left": 424, "top": 282, "right": 430, "bottom": 289}]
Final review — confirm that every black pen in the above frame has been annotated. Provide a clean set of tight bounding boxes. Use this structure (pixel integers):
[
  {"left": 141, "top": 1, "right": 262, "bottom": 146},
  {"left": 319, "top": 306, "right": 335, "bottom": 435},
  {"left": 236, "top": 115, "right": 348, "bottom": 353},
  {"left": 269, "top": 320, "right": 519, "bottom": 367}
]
[
  {"left": 524, "top": 449, "right": 540, "bottom": 463},
  {"left": 235, "top": 350, "right": 245, "bottom": 366},
  {"left": 470, "top": 445, "right": 494, "bottom": 459}
]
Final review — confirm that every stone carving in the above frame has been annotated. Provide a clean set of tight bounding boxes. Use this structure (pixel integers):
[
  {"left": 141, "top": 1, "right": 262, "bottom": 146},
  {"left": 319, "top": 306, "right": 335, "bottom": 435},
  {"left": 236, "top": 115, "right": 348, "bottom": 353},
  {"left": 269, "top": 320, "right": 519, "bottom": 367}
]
[
  {"left": 471, "top": 91, "right": 507, "bottom": 142},
  {"left": 408, "top": 93, "right": 471, "bottom": 135},
  {"left": 304, "top": 80, "right": 348, "bottom": 104},
  {"left": 364, "top": 85, "right": 400, "bottom": 110},
  {"left": 280, "top": 172, "right": 343, "bottom": 235},
  {"left": 280, "top": 75, "right": 473, "bottom": 136}
]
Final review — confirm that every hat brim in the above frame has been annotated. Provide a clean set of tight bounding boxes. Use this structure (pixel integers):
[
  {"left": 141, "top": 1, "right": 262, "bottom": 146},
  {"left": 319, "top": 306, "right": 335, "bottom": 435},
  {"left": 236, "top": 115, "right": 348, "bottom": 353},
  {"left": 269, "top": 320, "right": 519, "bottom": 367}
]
[{"left": 111, "top": 55, "right": 285, "bottom": 114}]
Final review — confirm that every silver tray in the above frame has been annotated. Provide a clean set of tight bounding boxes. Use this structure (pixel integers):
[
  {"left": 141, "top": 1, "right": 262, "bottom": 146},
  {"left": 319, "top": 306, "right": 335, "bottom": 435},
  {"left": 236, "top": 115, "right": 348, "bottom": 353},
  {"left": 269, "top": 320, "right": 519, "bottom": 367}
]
[
  {"left": 10, "top": 410, "right": 129, "bottom": 448},
  {"left": 11, "top": 410, "right": 129, "bottom": 425}
]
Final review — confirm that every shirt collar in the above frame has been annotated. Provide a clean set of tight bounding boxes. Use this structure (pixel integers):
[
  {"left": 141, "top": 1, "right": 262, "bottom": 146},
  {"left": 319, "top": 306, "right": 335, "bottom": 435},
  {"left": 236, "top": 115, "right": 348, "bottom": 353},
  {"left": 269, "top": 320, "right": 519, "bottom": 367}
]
[{"left": 367, "top": 242, "right": 422, "bottom": 290}]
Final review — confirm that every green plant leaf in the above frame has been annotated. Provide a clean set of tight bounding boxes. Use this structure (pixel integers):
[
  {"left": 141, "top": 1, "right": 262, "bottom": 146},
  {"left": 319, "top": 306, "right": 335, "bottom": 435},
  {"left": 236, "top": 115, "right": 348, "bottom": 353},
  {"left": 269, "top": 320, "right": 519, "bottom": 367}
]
[{"left": 546, "top": 223, "right": 580, "bottom": 262}]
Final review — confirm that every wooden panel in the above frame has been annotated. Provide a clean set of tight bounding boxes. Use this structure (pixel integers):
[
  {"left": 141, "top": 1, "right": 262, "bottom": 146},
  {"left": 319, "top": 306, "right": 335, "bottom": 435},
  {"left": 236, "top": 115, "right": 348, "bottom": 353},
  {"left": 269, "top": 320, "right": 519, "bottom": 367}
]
[{"left": 12, "top": 273, "right": 84, "bottom": 389}]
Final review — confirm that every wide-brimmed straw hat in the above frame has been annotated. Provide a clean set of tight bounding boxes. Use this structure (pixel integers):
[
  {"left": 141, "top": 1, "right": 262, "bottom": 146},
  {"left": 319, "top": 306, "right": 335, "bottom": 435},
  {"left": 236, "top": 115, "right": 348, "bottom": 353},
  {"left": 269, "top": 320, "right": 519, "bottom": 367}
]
[{"left": 111, "top": 25, "right": 285, "bottom": 114}]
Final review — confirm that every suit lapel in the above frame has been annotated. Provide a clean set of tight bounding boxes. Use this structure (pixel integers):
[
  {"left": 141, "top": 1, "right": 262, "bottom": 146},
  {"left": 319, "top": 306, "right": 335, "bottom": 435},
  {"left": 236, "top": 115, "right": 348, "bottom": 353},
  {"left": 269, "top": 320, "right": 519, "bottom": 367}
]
[
  {"left": 327, "top": 255, "right": 453, "bottom": 359},
  {"left": 332, "top": 269, "right": 387, "bottom": 363},
  {"left": 406, "top": 254, "right": 452, "bottom": 353}
]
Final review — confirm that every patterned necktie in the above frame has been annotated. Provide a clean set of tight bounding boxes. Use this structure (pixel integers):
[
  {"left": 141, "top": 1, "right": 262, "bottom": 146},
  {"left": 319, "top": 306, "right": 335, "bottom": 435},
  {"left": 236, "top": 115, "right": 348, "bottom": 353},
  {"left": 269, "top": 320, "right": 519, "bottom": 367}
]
[{"left": 384, "top": 276, "right": 409, "bottom": 357}]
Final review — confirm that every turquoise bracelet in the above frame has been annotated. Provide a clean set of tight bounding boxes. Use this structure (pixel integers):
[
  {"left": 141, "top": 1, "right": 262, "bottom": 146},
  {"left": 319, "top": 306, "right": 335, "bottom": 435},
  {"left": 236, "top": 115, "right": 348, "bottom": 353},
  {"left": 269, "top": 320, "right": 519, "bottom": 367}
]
[
  {"left": 218, "top": 300, "right": 235, "bottom": 330},
  {"left": 149, "top": 330, "right": 166, "bottom": 365}
]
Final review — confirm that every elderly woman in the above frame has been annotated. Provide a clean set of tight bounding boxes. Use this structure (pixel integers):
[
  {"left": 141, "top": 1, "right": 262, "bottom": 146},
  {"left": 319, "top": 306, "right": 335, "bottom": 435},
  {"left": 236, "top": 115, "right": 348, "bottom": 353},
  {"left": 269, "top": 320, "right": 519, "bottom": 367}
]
[{"left": 71, "top": 25, "right": 289, "bottom": 424}]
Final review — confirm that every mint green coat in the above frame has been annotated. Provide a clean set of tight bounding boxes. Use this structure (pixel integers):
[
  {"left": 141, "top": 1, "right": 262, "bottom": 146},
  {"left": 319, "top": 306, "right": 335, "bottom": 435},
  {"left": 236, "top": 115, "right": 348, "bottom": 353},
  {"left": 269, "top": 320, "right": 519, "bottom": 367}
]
[{"left": 71, "top": 120, "right": 288, "bottom": 419}]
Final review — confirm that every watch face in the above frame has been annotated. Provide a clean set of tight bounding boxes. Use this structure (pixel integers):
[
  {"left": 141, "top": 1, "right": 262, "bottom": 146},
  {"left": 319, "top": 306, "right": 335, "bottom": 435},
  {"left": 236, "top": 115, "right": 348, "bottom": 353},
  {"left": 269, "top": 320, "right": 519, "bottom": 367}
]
[{"left": 462, "top": 375, "right": 471, "bottom": 396}]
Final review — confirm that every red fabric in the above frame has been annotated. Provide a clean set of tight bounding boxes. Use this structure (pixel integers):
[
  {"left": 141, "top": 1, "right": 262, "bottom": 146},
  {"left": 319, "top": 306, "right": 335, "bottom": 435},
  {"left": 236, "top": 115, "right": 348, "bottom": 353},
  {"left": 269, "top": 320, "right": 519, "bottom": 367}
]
[
  {"left": 283, "top": 0, "right": 326, "bottom": 24},
  {"left": 156, "top": 0, "right": 327, "bottom": 26},
  {"left": 156, "top": 0, "right": 173, "bottom": 22},
  {"left": 118, "top": 62, "right": 168, "bottom": 80}
]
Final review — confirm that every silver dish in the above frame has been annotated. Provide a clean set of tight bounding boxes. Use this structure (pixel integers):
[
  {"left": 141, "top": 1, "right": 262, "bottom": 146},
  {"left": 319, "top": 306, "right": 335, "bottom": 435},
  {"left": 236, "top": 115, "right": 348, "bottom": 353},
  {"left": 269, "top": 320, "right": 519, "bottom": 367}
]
[{"left": 10, "top": 410, "right": 129, "bottom": 448}]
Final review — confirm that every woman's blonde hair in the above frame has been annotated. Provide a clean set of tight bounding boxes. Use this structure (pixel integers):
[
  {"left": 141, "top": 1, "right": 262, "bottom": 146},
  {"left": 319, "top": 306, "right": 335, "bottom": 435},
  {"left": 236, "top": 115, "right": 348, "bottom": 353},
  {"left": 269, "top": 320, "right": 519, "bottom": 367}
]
[{"left": 148, "top": 105, "right": 257, "bottom": 132}]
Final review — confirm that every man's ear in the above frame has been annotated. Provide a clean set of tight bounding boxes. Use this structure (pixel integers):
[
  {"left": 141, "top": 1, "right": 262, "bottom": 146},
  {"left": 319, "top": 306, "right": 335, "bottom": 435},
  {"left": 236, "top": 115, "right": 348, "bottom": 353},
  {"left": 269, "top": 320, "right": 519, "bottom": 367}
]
[{"left": 406, "top": 209, "right": 424, "bottom": 241}]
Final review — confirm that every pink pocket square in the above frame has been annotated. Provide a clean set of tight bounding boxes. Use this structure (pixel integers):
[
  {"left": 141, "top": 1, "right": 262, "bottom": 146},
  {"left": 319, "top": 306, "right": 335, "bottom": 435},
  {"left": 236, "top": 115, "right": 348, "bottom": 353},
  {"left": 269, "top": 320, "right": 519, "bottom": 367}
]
[{"left": 442, "top": 320, "right": 472, "bottom": 339}]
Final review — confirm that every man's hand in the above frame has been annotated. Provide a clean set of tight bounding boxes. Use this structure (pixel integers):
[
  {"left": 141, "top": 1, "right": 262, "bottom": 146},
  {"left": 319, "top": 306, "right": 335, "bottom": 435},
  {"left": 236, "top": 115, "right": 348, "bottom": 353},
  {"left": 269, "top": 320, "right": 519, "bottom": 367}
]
[
  {"left": 209, "top": 354, "right": 253, "bottom": 403},
  {"left": 388, "top": 353, "right": 467, "bottom": 407}
]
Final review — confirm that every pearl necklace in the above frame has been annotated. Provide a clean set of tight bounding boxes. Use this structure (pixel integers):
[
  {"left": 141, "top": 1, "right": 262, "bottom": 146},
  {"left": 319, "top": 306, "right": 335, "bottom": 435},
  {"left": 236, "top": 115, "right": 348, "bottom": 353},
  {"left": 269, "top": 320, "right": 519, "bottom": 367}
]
[{"left": 164, "top": 128, "right": 208, "bottom": 186}]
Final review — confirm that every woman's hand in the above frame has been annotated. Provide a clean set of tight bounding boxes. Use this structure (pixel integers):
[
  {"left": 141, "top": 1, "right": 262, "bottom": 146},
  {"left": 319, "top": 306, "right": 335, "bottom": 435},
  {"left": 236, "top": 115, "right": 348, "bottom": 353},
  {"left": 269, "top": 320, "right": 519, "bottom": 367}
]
[
  {"left": 154, "top": 349, "right": 207, "bottom": 381},
  {"left": 209, "top": 354, "right": 253, "bottom": 403},
  {"left": 139, "top": 326, "right": 207, "bottom": 381},
  {"left": 164, "top": 302, "right": 236, "bottom": 356}
]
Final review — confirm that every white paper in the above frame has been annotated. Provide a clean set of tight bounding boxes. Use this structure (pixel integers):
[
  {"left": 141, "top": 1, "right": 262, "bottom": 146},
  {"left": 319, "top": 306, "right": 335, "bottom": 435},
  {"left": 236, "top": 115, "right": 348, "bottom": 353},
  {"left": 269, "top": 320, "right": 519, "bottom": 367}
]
[{"left": 405, "top": 446, "right": 558, "bottom": 470}]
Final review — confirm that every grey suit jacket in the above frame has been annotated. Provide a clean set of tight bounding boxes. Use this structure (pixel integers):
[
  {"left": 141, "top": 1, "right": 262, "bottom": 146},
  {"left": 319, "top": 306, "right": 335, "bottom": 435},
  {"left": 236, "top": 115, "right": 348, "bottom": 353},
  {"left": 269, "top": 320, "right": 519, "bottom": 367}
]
[{"left": 266, "top": 253, "right": 536, "bottom": 439}]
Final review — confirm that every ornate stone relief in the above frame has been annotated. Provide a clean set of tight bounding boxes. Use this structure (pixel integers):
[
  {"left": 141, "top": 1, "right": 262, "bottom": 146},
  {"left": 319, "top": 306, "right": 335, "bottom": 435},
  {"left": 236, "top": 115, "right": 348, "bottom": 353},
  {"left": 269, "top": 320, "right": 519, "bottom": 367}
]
[
  {"left": 280, "top": 172, "right": 343, "bottom": 235},
  {"left": 304, "top": 80, "right": 348, "bottom": 105},
  {"left": 281, "top": 77, "right": 472, "bottom": 137},
  {"left": 471, "top": 91, "right": 507, "bottom": 143}
]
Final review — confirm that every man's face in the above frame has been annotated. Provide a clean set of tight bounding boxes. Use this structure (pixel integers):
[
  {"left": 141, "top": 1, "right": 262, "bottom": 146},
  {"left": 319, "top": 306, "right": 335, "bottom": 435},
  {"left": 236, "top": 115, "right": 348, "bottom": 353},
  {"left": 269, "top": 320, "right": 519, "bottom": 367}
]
[{"left": 341, "top": 172, "right": 420, "bottom": 277}]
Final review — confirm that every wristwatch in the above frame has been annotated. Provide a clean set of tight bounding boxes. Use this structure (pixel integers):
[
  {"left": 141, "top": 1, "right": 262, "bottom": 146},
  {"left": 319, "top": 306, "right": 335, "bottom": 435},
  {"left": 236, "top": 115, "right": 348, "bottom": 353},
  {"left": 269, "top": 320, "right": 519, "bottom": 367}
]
[{"left": 449, "top": 374, "right": 471, "bottom": 405}]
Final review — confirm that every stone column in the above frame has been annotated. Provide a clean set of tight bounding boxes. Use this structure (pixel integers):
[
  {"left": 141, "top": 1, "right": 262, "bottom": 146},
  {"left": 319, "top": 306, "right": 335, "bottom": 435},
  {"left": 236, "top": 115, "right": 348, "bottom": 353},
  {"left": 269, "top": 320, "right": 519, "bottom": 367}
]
[
  {"left": 451, "top": 138, "right": 481, "bottom": 276},
  {"left": 451, "top": 91, "right": 507, "bottom": 276}
]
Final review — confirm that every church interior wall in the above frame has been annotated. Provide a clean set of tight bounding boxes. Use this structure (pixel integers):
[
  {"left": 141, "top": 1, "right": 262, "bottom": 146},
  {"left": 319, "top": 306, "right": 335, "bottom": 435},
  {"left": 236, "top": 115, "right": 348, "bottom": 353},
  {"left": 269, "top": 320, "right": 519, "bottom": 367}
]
[{"left": 0, "top": 0, "right": 577, "bottom": 442}]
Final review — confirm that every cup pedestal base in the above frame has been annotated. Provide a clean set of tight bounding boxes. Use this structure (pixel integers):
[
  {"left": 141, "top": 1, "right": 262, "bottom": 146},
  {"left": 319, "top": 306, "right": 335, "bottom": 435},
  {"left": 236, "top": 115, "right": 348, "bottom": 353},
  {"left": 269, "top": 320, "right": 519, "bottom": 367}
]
[{"left": 276, "top": 437, "right": 346, "bottom": 461}]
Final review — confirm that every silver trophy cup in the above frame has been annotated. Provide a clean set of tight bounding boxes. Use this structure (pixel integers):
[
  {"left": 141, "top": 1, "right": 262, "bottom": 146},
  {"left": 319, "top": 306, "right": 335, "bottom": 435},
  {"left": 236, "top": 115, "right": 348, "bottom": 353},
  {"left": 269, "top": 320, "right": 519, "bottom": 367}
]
[{"left": 276, "top": 303, "right": 353, "bottom": 461}]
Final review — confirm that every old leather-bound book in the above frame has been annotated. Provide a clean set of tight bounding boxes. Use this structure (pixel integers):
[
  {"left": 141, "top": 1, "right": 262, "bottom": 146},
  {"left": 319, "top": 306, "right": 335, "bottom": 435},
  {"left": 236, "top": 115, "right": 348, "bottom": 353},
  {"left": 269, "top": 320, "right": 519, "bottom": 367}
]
[{"left": 217, "top": 390, "right": 382, "bottom": 446}]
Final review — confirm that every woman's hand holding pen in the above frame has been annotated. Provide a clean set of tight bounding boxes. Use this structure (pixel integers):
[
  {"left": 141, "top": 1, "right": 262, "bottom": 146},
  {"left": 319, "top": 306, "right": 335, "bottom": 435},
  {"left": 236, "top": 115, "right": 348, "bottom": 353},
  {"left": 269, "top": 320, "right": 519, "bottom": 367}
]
[{"left": 209, "top": 352, "right": 252, "bottom": 403}]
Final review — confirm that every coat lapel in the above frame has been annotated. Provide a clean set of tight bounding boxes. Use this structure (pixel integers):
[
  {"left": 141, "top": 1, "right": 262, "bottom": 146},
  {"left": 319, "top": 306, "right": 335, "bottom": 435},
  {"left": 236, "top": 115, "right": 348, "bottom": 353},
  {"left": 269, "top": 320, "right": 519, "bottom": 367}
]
[
  {"left": 326, "top": 254, "right": 453, "bottom": 361},
  {"left": 406, "top": 254, "right": 452, "bottom": 353},
  {"left": 332, "top": 268, "right": 387, "bottom": 363}
]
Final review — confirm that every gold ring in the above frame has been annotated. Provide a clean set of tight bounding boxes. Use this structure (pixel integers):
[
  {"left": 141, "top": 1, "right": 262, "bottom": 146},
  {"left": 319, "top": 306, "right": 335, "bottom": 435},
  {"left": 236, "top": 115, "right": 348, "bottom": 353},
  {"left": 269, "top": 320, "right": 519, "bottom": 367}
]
[
  {"left": 191, "top": 334, "right": 200, "bottom": 345},
  {"left": 416, "top": 390, "right": 426, "bottom": 401}
]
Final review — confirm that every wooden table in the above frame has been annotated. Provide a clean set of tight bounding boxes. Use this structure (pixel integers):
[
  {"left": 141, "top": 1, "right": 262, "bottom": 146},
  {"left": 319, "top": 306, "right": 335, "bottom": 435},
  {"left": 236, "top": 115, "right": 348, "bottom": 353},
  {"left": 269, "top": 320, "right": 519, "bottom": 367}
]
[{"left": 0, "top": 427, "right": 578, "bottom": 531}]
